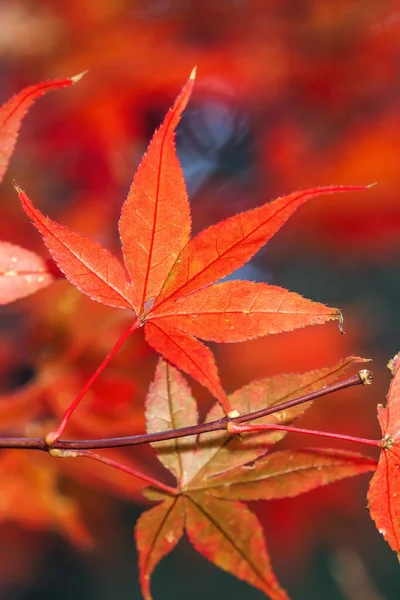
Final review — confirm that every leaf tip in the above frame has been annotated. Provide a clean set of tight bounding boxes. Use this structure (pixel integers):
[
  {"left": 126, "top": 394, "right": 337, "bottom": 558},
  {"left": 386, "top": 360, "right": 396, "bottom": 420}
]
[
  {"left": 189, "top": 66, "right": 197, "bottom": 80},
  {"left": 347, "top": 355, "right": 372, "bottom": 364},
  {"left": 12, "top": 180, "right": 23, "bottom": 194},
  {"left": 70, "top": 71, "right": 88, "bottom": 84}
]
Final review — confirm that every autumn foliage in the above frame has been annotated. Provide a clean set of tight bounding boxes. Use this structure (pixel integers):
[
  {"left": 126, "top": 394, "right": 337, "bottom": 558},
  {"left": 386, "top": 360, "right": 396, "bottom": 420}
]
[{"left": 0, "top": 66, "right": 399, "bottom": 599}]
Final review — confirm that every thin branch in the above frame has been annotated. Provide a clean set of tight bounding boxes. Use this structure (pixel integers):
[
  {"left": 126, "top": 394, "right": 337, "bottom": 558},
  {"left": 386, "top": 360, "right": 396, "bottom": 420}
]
[
  {"left": 235, "top": 370, "right": 373, "bottom": 424},
  {"left": 0, "top": 370, "right": 378, "bottom": 452}
]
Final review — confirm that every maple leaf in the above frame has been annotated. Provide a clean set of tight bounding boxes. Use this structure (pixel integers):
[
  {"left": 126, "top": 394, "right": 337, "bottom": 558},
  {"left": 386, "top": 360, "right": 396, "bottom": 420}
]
[
  {"left": 135, "top": 358, "right": 376, "bottom": 600},
  {"left": 16, "top": 70, "right": 369, "bottom": 412},
  {"left": 368, "top": 352, "right": 400, "bottom": 558},
  {"left": 0, "top": 73, "right": 84, "bottom": 304},
  {"left": 0, "top": 73, "right": 84, "bottom": 185},
  {"left": 0, "top": 242, "right": 56, "bottom": 304}
]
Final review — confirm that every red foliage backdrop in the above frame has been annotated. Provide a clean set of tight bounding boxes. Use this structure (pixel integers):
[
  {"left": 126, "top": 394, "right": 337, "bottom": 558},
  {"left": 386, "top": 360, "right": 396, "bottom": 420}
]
[{"left": 0, "top": 1, "right": 399, "bottom": 599}]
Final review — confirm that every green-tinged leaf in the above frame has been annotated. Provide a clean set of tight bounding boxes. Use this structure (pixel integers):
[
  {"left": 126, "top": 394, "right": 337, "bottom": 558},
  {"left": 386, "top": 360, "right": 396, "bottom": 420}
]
[
  {"left": 205, "top": 448, "right": 377, "bottom": 500},
  {"left": 146, "top": 360, "right": 198, "bottom": 484},
  {"left": 138, "top": 357, "right": 370, "bottom": 599},
  {"left": 184, "top": 492, "right": 288, "bottom": 600},
  {"left": 135, "top": 497, "right": 185, "bottom": 600},
  {"left": 185, "top": 356, "right": 367, "bottom": 487}
]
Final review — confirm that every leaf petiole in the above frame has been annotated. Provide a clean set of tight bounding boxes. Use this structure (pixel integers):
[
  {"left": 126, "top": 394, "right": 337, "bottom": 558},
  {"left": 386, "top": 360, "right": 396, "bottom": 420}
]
[
  {"left": 227, "top": 422, "right": 382, "bottom": 448},
  {"left": 45, "top": 318, "right": 141, "bottom": 445},
  {"left": 50, "top": 448, "right": 177, "bottom": 496}
]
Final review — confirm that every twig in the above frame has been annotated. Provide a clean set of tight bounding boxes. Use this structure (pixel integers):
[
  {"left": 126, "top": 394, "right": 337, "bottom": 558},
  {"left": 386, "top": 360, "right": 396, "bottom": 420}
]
[{"left": 0, "top": 370, "right": 376, "bottom": 452}]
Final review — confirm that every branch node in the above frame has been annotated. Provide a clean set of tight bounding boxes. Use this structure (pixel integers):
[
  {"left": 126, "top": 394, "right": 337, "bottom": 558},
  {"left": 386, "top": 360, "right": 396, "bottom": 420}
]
[
  {"left": 228, "top": 410, "right": 240, "bottom": 419},
  {"left": 49, "top": 448, "right": 80, "bottom": 459},
  {"left": 227, "top": 421, "right": 241, "bottom": 434},
  {"left": 358, "top": 369, "right": 373, "bottom": 385},
  {"left": 45, "top": 431, "right": 59, "bottom": 446}
]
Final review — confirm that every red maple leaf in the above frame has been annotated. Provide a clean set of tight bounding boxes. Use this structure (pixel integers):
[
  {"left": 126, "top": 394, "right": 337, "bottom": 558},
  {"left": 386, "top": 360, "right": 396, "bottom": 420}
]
[
  {"left": 0, "top": 73, "right": 84, "bottom": 185},
  {"left": 368, "top": 352, "right": 400, "bottom": 558},
  {"left": 0, "top": 74, "right": 83, "bottom": 302},
  {"left": 135, "top": 358, "right": 376, "bottom": 600},
  {"left": 0, "top": 242, "right": 57, "bottom": 304},
  {"left": 16, "top": 70, "right": 368, "bottom": 413}
]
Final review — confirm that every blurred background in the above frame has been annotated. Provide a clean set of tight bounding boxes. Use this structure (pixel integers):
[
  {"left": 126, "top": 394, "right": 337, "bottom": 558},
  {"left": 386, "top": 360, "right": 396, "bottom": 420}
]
[{"left": 0, "top": 0, "right": 400, "bottom": 598}]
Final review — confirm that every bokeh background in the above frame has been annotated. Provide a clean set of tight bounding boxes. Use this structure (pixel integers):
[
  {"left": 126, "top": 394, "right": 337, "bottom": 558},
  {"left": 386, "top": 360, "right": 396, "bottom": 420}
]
[{"left": 0, "top": 0, "right": 400, "bottom": 598}]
